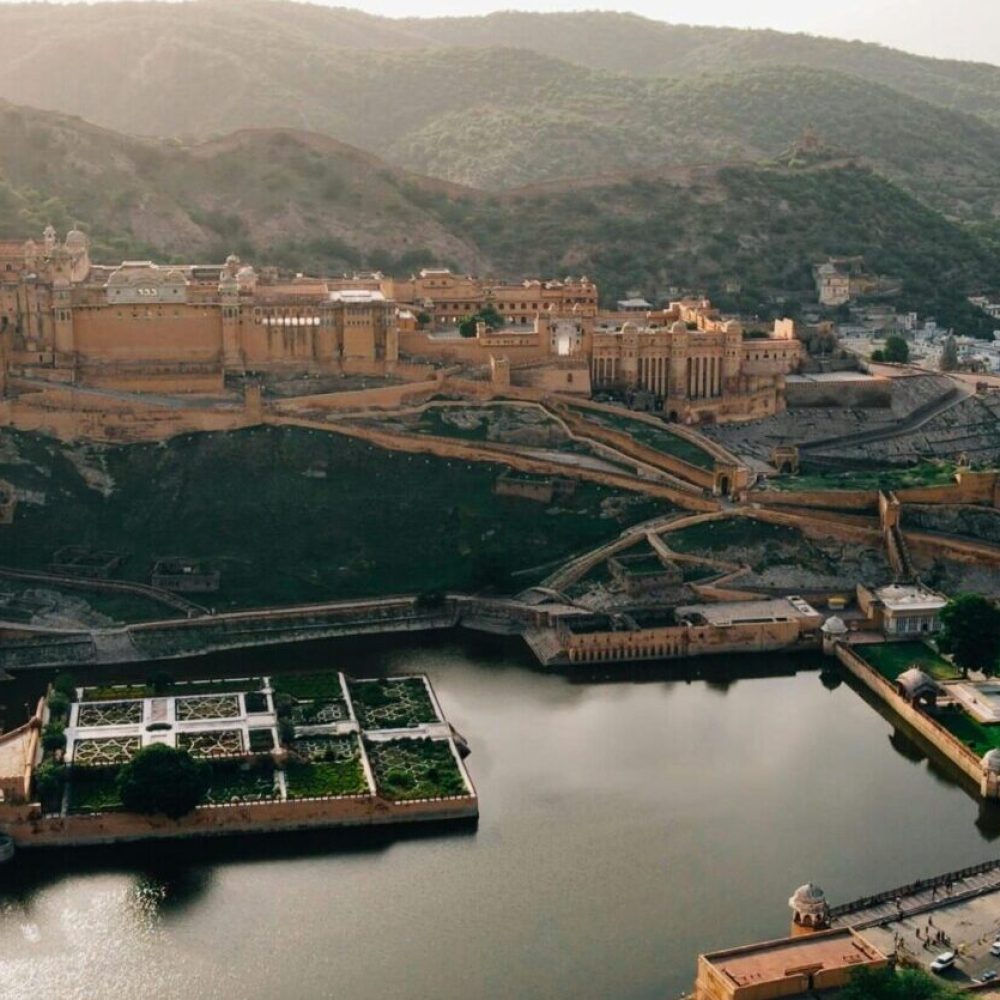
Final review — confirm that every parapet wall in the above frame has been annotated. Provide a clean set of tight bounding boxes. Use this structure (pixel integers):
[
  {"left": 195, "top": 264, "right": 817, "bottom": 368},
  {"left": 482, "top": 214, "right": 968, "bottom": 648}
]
[
  {"left": 271, "top": 413, "right": 720, "bottom": 512},
  {"left": 1, "top": 792, "right": 478, "bottom": 848},
  {"left": 785, "top": 377, "right": 891, "bottom": 409},
  {"left": 835, "top": 643, "right": 983, "bottom": 790},
  {"left": 751, "top": 488, "right": 879, "bottom": 512}
]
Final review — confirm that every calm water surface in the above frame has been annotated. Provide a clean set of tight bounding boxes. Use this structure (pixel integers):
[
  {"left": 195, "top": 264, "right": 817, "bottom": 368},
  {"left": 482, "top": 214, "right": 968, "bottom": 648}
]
[{"left": 1, "top": 633, "right": 999, "bottom": 1000}]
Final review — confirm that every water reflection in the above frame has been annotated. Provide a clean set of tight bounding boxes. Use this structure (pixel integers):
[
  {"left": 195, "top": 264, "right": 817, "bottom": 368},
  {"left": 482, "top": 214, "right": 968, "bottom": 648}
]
[{"left": 1, "top": 635, "right": 999, "bottom": 1000}]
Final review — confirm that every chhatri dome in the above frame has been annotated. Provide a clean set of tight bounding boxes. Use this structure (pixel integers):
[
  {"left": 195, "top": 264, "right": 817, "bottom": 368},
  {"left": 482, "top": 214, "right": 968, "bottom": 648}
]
[{"left": 789, "top": 882, "right": 830, "bottom": 931}]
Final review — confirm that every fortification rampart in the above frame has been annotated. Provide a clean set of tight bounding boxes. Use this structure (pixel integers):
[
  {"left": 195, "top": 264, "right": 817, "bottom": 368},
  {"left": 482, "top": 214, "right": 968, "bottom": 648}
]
[
  {"left": 268, "top": 413, "right": 720, "bottom": 512},
  {"left": 751, "top": 489, "right": 879, "bottom": 512},
  {"left": 547, "top": 402, "right": 715, "bottom": 490}
]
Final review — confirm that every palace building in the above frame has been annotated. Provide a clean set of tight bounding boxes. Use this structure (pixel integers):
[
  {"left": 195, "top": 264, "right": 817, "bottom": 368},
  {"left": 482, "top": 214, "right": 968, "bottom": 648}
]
[
  {"left": 589, "top": 300, "right": 801, "bottom": 422},
  {"left": 0, "top": 229, "right": 397, "bottom": 391},
  {"left": 381, "top": 268, "right": 598, "bottom": 326},
  {"left": 0, "top": 230, "right": 802, "bottom": 423}
]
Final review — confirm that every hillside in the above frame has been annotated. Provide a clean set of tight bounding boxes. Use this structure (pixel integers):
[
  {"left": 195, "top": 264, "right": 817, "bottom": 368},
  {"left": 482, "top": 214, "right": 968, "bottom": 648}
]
[
  {"left": 0, "top": 102, "right": 482, "bottom": 271},
  {"left": 0, "top": 102, "right": 996, "bottom": 335},
  {"left": 1, "top": 2, "right": 1000, "bottom": 214}
]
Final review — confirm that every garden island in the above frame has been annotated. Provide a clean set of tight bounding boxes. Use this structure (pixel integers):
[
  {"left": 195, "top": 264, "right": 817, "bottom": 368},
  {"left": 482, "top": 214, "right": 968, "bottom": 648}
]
[{"left": 0, "top": 670, "right": 475, "bottom": 848}]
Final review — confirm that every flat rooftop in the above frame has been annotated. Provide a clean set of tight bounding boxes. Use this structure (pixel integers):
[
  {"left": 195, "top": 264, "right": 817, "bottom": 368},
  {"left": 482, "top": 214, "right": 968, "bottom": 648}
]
[
  {"left": 786, "top": 372, "right": 882, "bottom": 383},
  {"left": 948, "top": 680, "right": 1000, "bottom": 724},
  {"left": 705, "top": 928, "right": 885, "bottom": 987},
  {"left": 677, "top": 596, "right": 821, "bottom": 626},
  {"left": 875, "top": 583, "right": 947, "bottom": 613}
]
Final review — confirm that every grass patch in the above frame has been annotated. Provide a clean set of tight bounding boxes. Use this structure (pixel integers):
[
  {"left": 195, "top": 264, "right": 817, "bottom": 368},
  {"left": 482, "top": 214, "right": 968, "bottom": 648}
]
[
  {"left": 937, "top": 711, "right": 1000, "bottom": 756},
  {"left": 285, "top": 736, "right": 367, "bottom": 797},
  {"left": 204, "top": 759, "right": 278, "bottom": 804},
  {"left": 67, "top": 767, "right": 122, "bottom": 814},
  {"left": 272, "top": 672, "right": 345, "bottom": 702},
  {"left": 366, "top": 738, "right": 467, "bottom": 800},
  {"left": 248, "top": 728, "right": 276, "bottom": 753},
  {"left": 348, "top": 677, "right": 438, "bottom": 729},
  {"left": 775, "top": 462, "right": 958, "bottom": 492},
  {"left": 574, "top": 409, "right": 716, "bottom": 469},
  {"left": 858, "top": 641, "right": 959, "bottom": 682}
]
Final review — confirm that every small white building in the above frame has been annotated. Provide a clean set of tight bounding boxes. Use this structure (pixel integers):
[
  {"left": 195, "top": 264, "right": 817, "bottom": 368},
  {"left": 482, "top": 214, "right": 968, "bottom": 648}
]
[{"left": 857, "top": 582, "right": 948, "bottom": 637}]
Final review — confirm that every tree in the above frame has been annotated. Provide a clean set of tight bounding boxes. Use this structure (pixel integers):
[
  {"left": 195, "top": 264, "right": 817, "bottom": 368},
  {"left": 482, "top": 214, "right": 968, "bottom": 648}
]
[
  {"left": 116, "top": 744, "right": 209, "bottom": 819},
  {"left": 939, "top": 593, "right": 1000, "bottom": 675},
  {"left": 870, "top": 349, "right": 885, "bottom": 362},
  {"left": 883, "top": 334, "right": 910, "bottom": 363},
  {"left": 940, "top": 333, "right": 959, "bottom": 372},
  {"left": 840, "top": 966, "right": 961, "bottom": 999},
  {"left": 52, "top": 673, "right": 76, "bottom": 699},
  {"left": 458, "top": 305, "right": 505, "bottom": 338}
]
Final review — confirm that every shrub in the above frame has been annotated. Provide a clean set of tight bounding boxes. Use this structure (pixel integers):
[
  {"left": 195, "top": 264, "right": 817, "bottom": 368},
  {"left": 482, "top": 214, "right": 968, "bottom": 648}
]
[
  {"left": 52, "top": 673, "right": 76, "bottom": 699},
  {"left": 273, "top": 692, "right": 296, "bottom": 718},
  {"left": 46, "top": 691, "right": 70, "bottom": 720},
  {"left": 42, "top": 724, "right": 66, "bottom": 752},
  {"left": 116, "top": 745, "right": 209, "bottom": 819},
  {"left": 34, "top": 760, "right": 65, "bottom": 801},
  {"left": 386, "top": 768, "right": 415, "bottom": 789}
]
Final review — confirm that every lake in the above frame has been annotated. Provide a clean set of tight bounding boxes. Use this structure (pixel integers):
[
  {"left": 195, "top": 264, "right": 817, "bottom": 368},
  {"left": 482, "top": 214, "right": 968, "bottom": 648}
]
[{"left": 1, "top": 632, "right": 998, "bottom": 1000}]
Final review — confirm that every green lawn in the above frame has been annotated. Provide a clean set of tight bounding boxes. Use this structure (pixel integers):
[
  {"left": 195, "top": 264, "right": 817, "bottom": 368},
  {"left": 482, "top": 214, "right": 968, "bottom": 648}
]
[
  {"left": 1, "top": 427, "right": 666, "bottom": 610},
  {"left": 571, "top": 408, "right": 716, "bottom": 470},
  {"left": 857, "top": 641, "right": 959, "bottom": 682},
  {"left": 67, "top": 767, "right": 122, "bottom": 814},
  {"left": 773, "top": 462, "right": 959, "bottom": 492},
  {"left": 937, "top": 711, "right": 1000, "bottom": 757},
  {"left": 365, "top": 738, "right": 468, "bottom": 800},
  {"left": 284, "top": 756, "right": 367, "bottom": 798}
]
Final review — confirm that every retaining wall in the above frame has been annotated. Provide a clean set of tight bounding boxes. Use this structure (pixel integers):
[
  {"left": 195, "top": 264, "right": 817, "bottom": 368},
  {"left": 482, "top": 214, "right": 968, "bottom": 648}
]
[
  {"left": 269, "top": 414, "right": 719, "bottom": 512},
  {"left": 0, "top": 792, "right": 479, "bottom": 848},
  {"left": 835, "top": 643, "right": 983, "bottom": 789}
]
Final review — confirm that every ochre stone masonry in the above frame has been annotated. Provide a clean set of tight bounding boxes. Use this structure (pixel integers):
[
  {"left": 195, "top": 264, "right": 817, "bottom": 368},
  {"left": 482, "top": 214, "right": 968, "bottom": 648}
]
[{"left": 1, "top": 233, "right": 801, "bottom": 427}]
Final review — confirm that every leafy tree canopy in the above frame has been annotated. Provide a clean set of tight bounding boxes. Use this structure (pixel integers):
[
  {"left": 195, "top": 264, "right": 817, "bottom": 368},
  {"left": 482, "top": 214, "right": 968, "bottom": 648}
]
[
  {"left": 940, "top": 333, "right": 959, "bottom": 371},
  {"left": 840, "top": 967, "right": 961, "bottom": 1000},
  {"left": 939, "top": 593, "right": 1000, "bottom": 674},
  {"left": 458, "top": 305, "right": 505, "bottom": 338},
  {"left": 883, "top": 334, "right": 910, "bottom": 363},
  {"left": 116, "top": 744, "right": 209, "bottom": 819}
]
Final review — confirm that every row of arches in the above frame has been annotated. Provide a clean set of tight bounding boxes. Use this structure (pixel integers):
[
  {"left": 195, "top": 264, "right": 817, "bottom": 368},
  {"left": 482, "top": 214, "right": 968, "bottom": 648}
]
[{"left": 568, "top": 640, "right": 686, "bottom": 662}]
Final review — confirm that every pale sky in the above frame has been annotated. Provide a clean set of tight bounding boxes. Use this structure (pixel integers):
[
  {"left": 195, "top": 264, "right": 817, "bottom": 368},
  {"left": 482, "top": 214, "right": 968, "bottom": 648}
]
[{"left": 3, "top": 0, "right": 999, "bottom": 65}]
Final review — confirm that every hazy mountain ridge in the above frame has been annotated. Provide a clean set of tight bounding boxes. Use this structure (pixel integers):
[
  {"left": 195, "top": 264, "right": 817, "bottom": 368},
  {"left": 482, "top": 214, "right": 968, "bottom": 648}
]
[
  {"left": 0, "top": 99, "right": 995, "bottom": 336},
  {"left": 1, "top": 1, "right": 1000, "bottom": 214}
]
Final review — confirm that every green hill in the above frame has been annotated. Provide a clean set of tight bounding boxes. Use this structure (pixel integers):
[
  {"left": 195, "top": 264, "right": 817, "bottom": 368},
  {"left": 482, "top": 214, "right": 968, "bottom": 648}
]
[
  {"left": 1, "top": 2, "right": 1000, "bottom": 214},
  {"left": 0, "top": 101, "right": 995, "bottom": 335}
]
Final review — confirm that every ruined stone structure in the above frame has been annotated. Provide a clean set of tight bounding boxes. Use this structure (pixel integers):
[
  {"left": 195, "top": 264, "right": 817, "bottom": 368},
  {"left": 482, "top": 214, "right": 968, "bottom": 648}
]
[{"left": 0, "top": 231, "right": 398, "bottom": 390}]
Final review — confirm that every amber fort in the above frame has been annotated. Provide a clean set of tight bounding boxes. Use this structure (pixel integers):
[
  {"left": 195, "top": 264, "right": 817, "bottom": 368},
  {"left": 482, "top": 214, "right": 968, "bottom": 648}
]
[{"left": 0, "top": 227, "right": 801, "bottom": 424}]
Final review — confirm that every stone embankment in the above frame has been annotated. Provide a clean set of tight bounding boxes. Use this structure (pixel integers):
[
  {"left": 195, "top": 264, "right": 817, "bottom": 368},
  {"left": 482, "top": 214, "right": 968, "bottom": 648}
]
[
  {"left": 835, "top": 642, "right": 986, "bottom": 795},
  {"left": 0, "top": 593, "right": 591, "bottom": 671},
  {"left": 0, "top": 566, "right": 207, "bottom": 617},
  {"left": 0, "top": 792, "right": 479, "bottom": 849}
]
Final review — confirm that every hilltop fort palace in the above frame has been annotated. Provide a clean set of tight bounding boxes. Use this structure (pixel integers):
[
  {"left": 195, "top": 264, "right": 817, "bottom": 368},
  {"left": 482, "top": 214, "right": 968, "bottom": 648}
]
[{"left": 0, "top": 228, "right": 802, "bottom": 423}]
